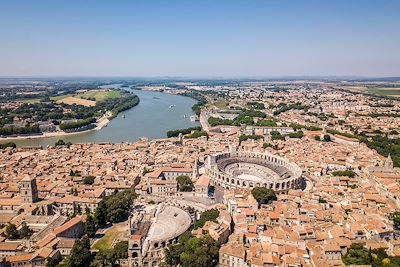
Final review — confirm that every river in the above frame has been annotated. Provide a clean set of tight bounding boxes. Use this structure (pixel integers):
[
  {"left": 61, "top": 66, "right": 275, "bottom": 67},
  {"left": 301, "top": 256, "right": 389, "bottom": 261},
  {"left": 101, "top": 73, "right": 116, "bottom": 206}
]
[{"left": 2, "top": 87, "right": 199, "bottom": 147}]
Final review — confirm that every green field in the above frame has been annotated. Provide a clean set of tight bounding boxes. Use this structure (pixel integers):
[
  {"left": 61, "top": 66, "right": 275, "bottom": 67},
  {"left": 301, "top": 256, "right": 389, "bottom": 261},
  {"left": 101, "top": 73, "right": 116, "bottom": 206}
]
[
  {"left": 368, "top": 87, "right": 400, "bottom": 97},
  {"left": 20, "top": 98, "right": 43, "bottom": 104},
  {"left": 51, "top": 94, "right": 73, "bottom": 101},
  {"left": 50, "top": 90, "right": 122, "bottom": 106},
  {"left": 79, "top": 90, "right": 121, "bottom": 102}
]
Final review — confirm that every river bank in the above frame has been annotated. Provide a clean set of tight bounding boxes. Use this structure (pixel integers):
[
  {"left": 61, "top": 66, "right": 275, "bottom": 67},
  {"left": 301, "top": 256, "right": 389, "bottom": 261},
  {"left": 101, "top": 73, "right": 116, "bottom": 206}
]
[
  {"left": 0, "top": 115, "right": 111, "bottom": 142},
  {"left": 1, "top": 89, "right": 199, "bottom": 147}
]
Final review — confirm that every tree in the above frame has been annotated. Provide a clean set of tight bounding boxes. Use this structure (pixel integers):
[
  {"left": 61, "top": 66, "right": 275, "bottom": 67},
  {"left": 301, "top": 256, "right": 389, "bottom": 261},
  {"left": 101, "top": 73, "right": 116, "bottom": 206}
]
[
  {"left": 0, "top": 142, "right": 16, "bottom": 149},
  {"left": 323, "top": 134, "right": 331, "bottom": 142},
  {"left": 239, "top": 134, "right": 263, "bottom": 143},
  {"left": 91, "top": 249, "right": 116, "bottom": 267},
  {"left": 113, "top": 241, "right": 128, "bottom": 259},
  {"left": 91, "top": 241, "right": 128, "bottom": 267},
  {"left": 318, "top": 197, "right": 327, "bottom": 204},
  {"left": 105, "top": 190, "right": 136, "bottom": 223},
  {"left": 288, "top": 131, "right": 304, "bottom": 139},
  {"left": 251, "top": 187, "right": 277, "bottom": 206},
  {"left": 94, "top": 200, "right": 108, "bottom": 228},
  {"left": 176, "top": 176, "right": 194, "bottom": 192},
  {"left": 19, "top": 222, "right": 33, "bottom": 239},
  {"left": 63, "top": 236, "right": 92, "bottom": 267},
  {"left": 85, "top": 214, "right": 97, "bottom": 238},
  {"left": 5, "top": 223, "right": 19, "bottom": 239},
  {"left": 55, "top": 139, "right": 66, "bottom": 146},
  {"left": 76, "top": 205, "right": 82, "bottom": 215},
  {"left": 390, "top": 211, "right": 400, "bottom": 229},
  {"left": 194, "top": 209, "right": 219, "bottom": 229},
  {"left": 83, "top": 176, "right": 95, "bottom": 185},
  {"left": 270, "top": 131, "right": 285, "bottom": 141},
  {"left": 46, "top": 257, "right": 62, "bottom": 267},
  {"left": 165, "top": 233, "right": 220, "bottom": 267}
]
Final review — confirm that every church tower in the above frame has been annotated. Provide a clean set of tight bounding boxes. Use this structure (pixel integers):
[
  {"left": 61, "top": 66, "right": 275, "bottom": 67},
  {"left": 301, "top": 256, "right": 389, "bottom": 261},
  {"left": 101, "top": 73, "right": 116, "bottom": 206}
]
[
  {"left": 20, "top": 175, "right": 39, "bottom": 203},
  {"left": 128, "top": 235, "right": 143, "bottom": 267},
  {"left": 384, "top": 154, "right": 394, "bottom": 169},
  {"left": 192, "top": 158, "right": 199, "bottom": 179}
]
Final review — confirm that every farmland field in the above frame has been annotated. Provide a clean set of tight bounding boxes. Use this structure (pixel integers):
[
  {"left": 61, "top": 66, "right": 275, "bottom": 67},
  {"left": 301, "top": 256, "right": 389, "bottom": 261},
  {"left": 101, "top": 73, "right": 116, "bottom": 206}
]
[
  {"left": 57, "top": 96, "right": 96, "bottom": 106},
  {"left": 367, "top": 87, "right": 400, "bottom": 97},
  {"left": 53, "top": 90, "right": 122, "bottom": 106},
  {"left": 79, "top": 90, "right": 121, "bottom": 102}
]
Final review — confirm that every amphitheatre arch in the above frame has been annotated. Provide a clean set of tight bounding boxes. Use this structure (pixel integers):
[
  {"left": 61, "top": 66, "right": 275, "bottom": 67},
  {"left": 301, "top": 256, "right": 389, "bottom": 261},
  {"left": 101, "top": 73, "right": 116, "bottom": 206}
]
[{"left": 205, "top": 147, "right": 302, "bottom": 193}]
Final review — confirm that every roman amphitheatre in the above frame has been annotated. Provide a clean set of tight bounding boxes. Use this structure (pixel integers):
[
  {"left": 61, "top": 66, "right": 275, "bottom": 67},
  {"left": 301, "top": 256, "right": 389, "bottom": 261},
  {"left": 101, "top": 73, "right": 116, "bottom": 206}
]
[{"left": 205, "top": 146, "right": 303, "bottom": 192}]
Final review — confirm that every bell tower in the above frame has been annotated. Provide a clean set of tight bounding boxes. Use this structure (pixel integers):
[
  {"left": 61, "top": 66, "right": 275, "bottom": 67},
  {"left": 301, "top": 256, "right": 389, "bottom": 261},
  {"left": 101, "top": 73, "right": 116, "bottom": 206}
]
[
  {"left": 129, "top": 235, "right": 143, "bottom": 266},
  {"left": 20, "top": 175, "right": 39, "bottom": 203}
]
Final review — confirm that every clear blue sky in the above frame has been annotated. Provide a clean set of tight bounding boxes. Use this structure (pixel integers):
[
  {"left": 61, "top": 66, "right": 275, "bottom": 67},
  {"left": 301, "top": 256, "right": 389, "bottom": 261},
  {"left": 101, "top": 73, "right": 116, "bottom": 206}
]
[{"left": 0, "top": 0, "right": 399, "bottom": 77}]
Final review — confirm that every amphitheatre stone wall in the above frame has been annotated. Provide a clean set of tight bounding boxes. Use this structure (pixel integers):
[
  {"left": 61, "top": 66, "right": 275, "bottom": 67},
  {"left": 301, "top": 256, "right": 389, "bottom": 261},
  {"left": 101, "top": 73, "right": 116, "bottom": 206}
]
[{"left": 205, "top": 147, "right": 302, "bottom": 192}]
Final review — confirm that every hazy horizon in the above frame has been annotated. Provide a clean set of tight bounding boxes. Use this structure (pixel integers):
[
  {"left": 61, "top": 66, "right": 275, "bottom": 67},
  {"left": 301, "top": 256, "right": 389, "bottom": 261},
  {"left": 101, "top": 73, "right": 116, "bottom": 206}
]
[{"left": 1, "top": 0, "right": 400, "bottom": 77}]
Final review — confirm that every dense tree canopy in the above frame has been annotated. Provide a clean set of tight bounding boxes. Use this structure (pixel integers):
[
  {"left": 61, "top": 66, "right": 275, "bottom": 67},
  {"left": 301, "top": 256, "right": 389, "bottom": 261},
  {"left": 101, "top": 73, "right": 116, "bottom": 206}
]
[
  {"left": 247, "top": 101, "right": 265, "bottom": 110},
  {"left": 184, "top": 130, "right": 208, "bottom": 139},
  {"left": 5, "top": 224, "right": 19, "bottom": 239},
  {"left": 270, "top": 131, "right": 285, "bottom": 141},
  {"left": 342, "top": 243, "right": 400, "bottom": 266},
  {"left": 104, "top": 190, "right": 137, "bottom": 224},
  {"left": 176, "top": 176, "right": 194, "bottom": 192},
  {"left": 94, "top": 200, "right": 108, "bottom": 228},
  {"left": 208, "top": 109, "right": 267, "bottom": 127},
  {"left": 0, "top": 142, "right": 16, "bottom": 149},
  {"left": 167, "top": 127, "right": 202, "bottom": 138},
  {"left": 165, "top": 233, "right": 220, "bottom": 267},
  {"left": 19, "top": 222, "right": 33, "bottom": 239},
  {"left": 83, "top": 176, "right": 95, "bottom": 185},
  {"left": 251, "top": 187, "right": 277, "bottom": 206},
  {"left": 5, "top": 222, "right": 33, "bottom": 239},
  {"left": 59, "top": 117, "right": 96, "bottom": 131},
  {"left": 85, "top": 214, "right": 97, "bottom": 238},
  {"left": 91, "top": 241, "right": 128, "bottom": 267},
  {"left": 239, "top": 134, "right": 263, "bottom": 144},
  {"left": 59, "top": 236, "right": 92, "bottom": 267},
  {"left": 194, "top": 209, "right": 220, "bottom": 229},
  {"left": 288, "top": 131, "right": 304, "bottom": 139},
  {"left": 390, "top": 211, "right": 400, "bottom": 229}
]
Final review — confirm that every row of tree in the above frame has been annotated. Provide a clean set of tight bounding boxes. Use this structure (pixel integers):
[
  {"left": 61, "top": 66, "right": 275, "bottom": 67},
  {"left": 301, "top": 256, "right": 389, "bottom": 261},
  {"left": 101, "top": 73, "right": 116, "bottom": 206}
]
[
  {"left": 239, "top": 134, "right": 263, "bottom": 144},
  {"left": 59, "top": 118, "right": 96, "bottom": 131},
  {"left": 0, "top": 124, "right": 40, "bottom": 136},
  {"left": 184, "top": 130, "right": 208, "bottom": 139},
  {"left": 166, "top": 126, "right": 202, "bottom": 138},
  {"left": 0, "top": 142, "right": 16, "bottom": 149},
  {"left": 208, "top": 109, "right": 267, "bottom": 127}
]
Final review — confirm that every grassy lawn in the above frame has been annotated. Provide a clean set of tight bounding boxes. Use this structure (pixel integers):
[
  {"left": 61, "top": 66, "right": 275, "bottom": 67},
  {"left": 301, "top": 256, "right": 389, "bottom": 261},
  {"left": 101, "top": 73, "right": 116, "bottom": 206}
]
[
  {"left": 213, "top": 100, "right": 229, "bottom": 109},
  {"left": 92, "top": 225, "right": 121, "bottom": 251}
]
